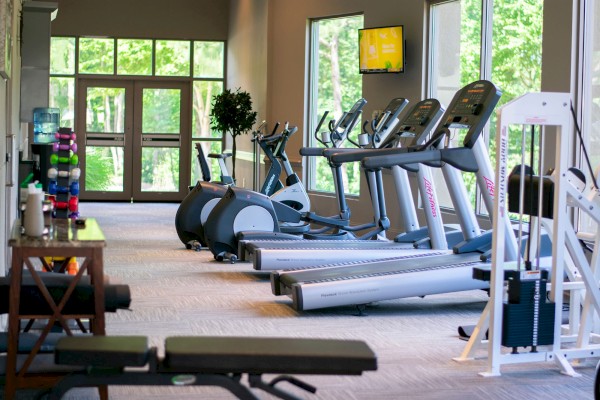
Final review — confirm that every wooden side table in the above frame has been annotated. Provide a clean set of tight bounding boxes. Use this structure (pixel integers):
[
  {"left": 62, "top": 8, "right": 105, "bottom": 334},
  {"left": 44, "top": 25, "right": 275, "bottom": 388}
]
[{"left": 5, "top": 218, "right": 107, "bottom": 399}]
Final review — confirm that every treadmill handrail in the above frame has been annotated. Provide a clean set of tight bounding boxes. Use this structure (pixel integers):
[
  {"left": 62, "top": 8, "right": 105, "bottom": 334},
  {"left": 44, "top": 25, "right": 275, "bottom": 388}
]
[
  {"left": 329, "top": 147, "right": 413, "bottom": 165},
  {"left": 362, "top": 147, "right": 479, "bottom": 172}
]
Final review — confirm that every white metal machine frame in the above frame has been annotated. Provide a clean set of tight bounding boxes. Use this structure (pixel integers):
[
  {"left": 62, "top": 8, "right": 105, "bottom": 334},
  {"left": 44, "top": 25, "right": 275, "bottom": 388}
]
[{"left": 455, "top": 92, "right": 600, "bottom": 377}]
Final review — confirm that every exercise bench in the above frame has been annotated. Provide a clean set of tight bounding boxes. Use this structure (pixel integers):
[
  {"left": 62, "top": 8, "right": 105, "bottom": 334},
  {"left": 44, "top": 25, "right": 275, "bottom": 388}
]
[{"left": 45, "top": 335, "right": 377, "bottom": 399}]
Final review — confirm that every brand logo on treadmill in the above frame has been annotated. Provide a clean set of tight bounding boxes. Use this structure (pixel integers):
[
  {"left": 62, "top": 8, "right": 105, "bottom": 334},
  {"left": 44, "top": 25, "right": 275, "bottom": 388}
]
[
  {"left": 423, "top": 177, "right": 437, "bottom": 218},
  {"left": 484, "top": 176, "right": 495, "bottom": 198}
]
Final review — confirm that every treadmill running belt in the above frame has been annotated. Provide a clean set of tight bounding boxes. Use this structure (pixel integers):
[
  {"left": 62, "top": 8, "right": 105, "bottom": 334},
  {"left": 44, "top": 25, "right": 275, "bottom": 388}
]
[{"left": 272, "top": 253, "right": 489, "bottom": 311}]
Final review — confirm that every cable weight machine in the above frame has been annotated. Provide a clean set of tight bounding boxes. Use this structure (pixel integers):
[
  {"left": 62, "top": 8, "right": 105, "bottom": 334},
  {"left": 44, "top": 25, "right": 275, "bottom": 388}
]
[{"left": 455, "top": 92, "right": 600, "bottom": 377}]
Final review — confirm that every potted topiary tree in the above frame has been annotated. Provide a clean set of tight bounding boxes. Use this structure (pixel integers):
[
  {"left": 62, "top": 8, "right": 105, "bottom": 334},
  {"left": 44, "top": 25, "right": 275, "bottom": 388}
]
[{"left": 210, "top": 88, "right": 257, "bottom": 181}]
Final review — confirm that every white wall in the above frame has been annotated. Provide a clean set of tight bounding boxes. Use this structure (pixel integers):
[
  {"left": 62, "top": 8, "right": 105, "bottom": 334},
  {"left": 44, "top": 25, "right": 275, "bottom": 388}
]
[{"left": 1, "top": 0, "right": 23, "bottom": 332}]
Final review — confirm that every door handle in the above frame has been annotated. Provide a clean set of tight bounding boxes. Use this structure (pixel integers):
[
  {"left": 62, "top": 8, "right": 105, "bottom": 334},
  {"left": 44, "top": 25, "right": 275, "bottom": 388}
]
[{"left": 5, "top": 134, "right": 15, "bottom": 187}]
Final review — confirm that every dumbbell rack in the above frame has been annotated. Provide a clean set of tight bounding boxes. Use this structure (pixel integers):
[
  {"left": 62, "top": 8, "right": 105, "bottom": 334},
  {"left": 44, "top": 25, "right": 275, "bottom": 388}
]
[{"left": 48, "top": 127, "right": 79, "bottom": 219}]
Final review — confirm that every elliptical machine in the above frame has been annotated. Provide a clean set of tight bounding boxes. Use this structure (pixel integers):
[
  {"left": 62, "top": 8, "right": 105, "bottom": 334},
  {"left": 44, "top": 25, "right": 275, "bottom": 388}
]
[
  {"left": 175, "top": 141, "right": 235, "bottom": 249},
  {"left": 203, "top": 98, "right": 415, "bottom": 262},
  {"left": 175, "top": 122, "right": 309, "bottom": 249}
]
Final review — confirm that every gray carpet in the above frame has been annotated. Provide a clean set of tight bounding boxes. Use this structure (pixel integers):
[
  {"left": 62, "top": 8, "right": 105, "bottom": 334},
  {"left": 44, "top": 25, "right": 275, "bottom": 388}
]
[{"left": 7, "top": 202, "right": 598, "bottom": 399}]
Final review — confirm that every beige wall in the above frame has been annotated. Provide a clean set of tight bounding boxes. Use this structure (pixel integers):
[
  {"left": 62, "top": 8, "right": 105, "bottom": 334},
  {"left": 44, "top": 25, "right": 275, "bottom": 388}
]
[
  {"left": 263, "top": 0, "right": 427, "bottom": 234},
  {"left": 227, "top": 0, "right": 269, "bottom": 189},
  {"left": 52, "top": 0, "right": 229, "bottom": 39},
  {"left": 260, "top": 0, "right": 575, "bottom": 236},
  {"left": 22, "top": 0, "right": 575, "bottom": 239}
]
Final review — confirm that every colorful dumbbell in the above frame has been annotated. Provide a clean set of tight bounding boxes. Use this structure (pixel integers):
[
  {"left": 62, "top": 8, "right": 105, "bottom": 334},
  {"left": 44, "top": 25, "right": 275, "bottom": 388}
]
[
  {"left": 52, "top": 196, "right": 79, "bottom": 212},
  {"left": 48, "top": 167, "right": 81, "bottom": 180},
  {"left": 48, "top": 180, "right": 80, "bottom": 196},
  {"left": 55, "top": 132, "right": 76, "bottom": 141},
  {"left": 53, "top": 142, "right": 78, "bottom": 152},
  {"left": 50, "top": 153, "right": 78, "bottom": 165}
]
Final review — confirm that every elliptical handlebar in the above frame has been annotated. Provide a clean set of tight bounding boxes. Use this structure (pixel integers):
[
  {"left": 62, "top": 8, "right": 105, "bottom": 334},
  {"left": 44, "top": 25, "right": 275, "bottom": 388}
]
[
  {"left": 270, "top": 122, "right": 281, "bottom": 136},
  {"left": 344, "top": 110, "right": 364, "bottom": 148},
  {"left": 314, "top": 111, "right": 331, "bottom": 147},
  {"left": 251, "top": 120, "right": 272, "bottom": 143},
  {"left": 312, "top": 99, "right": 367, "bottom": 148},
  {"left": 315, "top": 111, "right": 329, "bottom": 133},
  {"left": 259, "top": 123, "right": 298, "bottom": 144},
  {"left": 255, "top": 120, "right": 267, "bottom": 135}
]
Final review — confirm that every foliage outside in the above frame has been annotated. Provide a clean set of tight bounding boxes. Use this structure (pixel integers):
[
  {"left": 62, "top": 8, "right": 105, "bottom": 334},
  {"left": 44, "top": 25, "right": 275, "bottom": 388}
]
[{"left": 210, "top": 88, "right": 257, "bottom": 180}]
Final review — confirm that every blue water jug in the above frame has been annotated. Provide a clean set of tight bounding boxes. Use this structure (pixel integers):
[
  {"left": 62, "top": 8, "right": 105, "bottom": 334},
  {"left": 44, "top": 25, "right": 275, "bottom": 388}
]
[{"left": 33, "top": 108, "right": 60, "bottom": 143}]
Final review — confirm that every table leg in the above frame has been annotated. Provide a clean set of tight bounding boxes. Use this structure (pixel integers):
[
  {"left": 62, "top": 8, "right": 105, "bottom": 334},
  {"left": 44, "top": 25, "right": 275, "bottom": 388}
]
[
  {"left": 90, "top": 248, "right": 105, "bottom": 335},
  {"left": 5, "top": 248, "right": 23, "bottom": 399}
]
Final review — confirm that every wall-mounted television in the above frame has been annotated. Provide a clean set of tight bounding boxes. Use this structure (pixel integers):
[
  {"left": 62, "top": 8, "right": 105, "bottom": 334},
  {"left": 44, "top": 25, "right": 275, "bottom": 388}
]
[{"left": 359, "top": 25, "right": 405, "bottom": 74}]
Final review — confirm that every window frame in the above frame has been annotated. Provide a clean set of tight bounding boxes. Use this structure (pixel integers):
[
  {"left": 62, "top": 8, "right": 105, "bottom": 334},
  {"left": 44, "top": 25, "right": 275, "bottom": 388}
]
[
  {"left": 306, "top": 13, "right": 364, "bottom": 196},
  {"left": 49, "top": 36, "right": 227, "bottom": 186},
  {"left": 576, "top": 0, "right": 599, "bottom": 233},
  {"left": 426, "top": 0, "right": 543, "bottom": 216}
]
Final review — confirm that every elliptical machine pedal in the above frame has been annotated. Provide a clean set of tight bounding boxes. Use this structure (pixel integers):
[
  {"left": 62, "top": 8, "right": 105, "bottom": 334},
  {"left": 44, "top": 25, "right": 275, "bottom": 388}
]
[{"left": 215, "top": 252, "right": 238, "bottom": 264}]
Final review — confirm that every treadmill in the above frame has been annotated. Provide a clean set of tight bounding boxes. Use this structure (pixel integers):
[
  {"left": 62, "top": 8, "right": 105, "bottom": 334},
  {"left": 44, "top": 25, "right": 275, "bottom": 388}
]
[
  {"left": 243, "top": 98, "right": 475, "bottom": 270},
  {"left": 270, "top": 80, "right": 520, "bottom": 311}
]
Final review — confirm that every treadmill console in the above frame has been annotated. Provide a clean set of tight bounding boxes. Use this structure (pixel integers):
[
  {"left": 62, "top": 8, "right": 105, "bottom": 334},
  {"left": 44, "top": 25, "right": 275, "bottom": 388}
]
[
  {"left": 440, "top": 80, "right": 502, "bottom": 149},
  {"left": 386, "top": 99, "right": 444, "bottom": 147}
]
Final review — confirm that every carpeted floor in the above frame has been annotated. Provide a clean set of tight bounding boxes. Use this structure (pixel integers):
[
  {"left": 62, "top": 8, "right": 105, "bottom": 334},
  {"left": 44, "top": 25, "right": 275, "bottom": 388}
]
[{"left": 6, "top": 202, "right": 597, "bottom": 399}]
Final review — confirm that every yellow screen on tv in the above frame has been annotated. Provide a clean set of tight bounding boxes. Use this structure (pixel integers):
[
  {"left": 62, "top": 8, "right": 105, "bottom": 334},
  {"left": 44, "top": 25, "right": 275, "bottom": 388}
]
[{"left": 359, "top": 25, "right": 404, "bottom": 74}]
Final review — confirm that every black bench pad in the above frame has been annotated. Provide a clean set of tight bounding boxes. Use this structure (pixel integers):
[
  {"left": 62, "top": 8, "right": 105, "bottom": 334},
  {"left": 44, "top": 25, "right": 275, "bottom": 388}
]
[
  {"left": 55, "top": 336, "right": 149, "bottom": 368},
  {"left": 164, "top": 336, "right": 377, "bottom": 375},
  {"left": 55, "top": 336, "right": 377, "bottom": 376}
]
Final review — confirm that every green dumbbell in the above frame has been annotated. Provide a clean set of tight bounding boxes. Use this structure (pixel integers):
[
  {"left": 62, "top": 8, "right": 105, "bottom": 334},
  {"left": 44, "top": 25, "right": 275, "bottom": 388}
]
[{"left": 50, "top": 153, "right": 79, "bottom": 165}]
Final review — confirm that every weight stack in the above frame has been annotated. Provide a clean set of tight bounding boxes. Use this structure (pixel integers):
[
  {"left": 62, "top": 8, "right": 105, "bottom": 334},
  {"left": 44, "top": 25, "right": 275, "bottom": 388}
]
[
  {"left": 48, "top": 127, "right": 79, "bottom": 219},
  {"left": 502, "top": 270, "right": 555, "bottom": 349}
]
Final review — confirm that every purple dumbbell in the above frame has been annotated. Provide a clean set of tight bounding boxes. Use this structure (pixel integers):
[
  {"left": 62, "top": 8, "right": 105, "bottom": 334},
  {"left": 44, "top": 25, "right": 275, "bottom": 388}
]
[
  {"left": 55, "top": 132, "right": 76, "bottom": 141},
  {"left": 53, "top": 142, "right": 78, "bottom": 152}
]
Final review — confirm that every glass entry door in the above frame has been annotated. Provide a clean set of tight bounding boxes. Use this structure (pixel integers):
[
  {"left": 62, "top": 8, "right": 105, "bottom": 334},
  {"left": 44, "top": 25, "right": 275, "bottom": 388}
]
[{"left": 77, "top": 79, "right": 190, "bottom": 201}]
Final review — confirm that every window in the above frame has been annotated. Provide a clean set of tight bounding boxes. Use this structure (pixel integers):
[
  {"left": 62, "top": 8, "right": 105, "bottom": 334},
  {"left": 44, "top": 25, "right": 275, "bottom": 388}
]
[
  {"left": 117, "top": 39, "right": 153, "bottom": 75},
  {"left": 79, "top": 38, "right": 115, "bottom": 74},
  {"left": 50, "top": 37, "right": 76, "bottom": 128},
  {"left": 49, "top": 37, "right": 226, "bottom": 186},
  {"left": 191, "top": 41, "right": 225, "bottom": 181},
  {"left": 308, "top": 14, "right": 364, "bottom": 195},
  {"left": 578, "top": 0, "right": 600, "bottom": 233},
  {"left": 155, "top": 40, "right": 191, "bottom": 76},
  {"left": 428, "top": 0, "right": 543, "bottom": 213}
]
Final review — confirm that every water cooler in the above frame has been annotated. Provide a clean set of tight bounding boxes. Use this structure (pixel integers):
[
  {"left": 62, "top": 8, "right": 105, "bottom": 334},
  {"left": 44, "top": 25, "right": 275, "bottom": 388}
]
[{"left": 30, "top": 108, "right": 59, "bottom": 191}]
